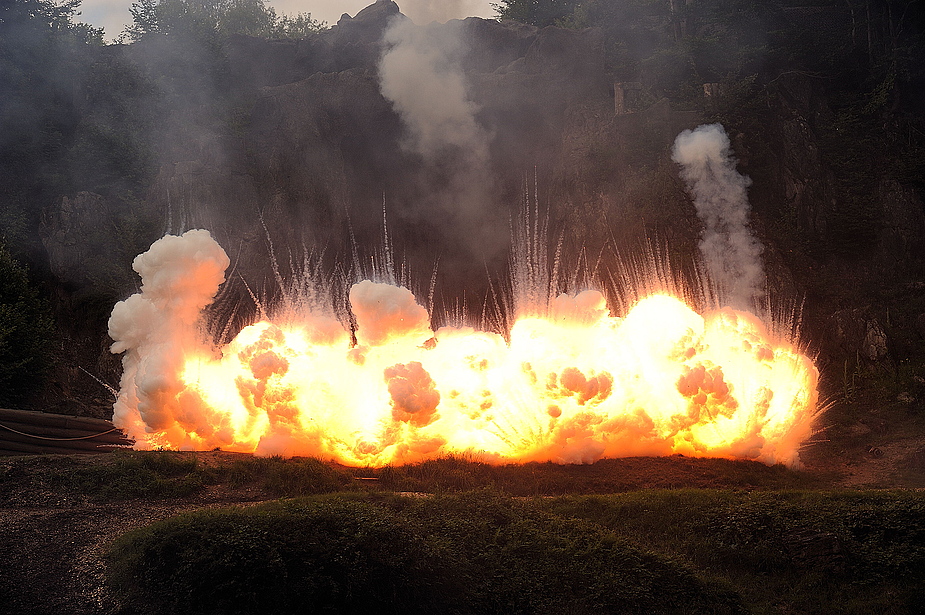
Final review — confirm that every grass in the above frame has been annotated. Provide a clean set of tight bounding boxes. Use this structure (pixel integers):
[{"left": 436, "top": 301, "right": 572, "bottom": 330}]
[
  {"left": 107, "top": 491, "right": 744, "bottom": 615},
  {"left": 373, "top": 454, "right": 827, "bottom": 495},
  {"left": 1, "top": 449, "right": 829, "bottom": 503},
  {"left": 4, "top": 450, "right": 923, "bottom": 613},
  {"left": 104, "top": 488, "right": 925, "bottom": 614},
  {"left": 539, "top": 490, "right": 925, "bottom": 614},
  {"left": 39, "top": 451, "right": 355, "bottom": 500}
]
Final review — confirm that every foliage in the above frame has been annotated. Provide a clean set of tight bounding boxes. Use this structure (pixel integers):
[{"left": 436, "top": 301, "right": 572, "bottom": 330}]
[
  {"left": 226, "top": 455, "right": 353, "bottom": 496},
  {"left": 106, "top": 487, "right": 925, "bottom": 614},
  {"left": 124, "top": 0, "right": 326, "bottom": 42},
  {"left": 0, "top": 244, "right": 55, "bottom": 406},
  {"left": 107, "top": 491, "right": 742, "bottom": 615},
  {"left": 2, "top": 452, "right": 826, "bottom": 504},
  {"left": 541, "top": 489, "right": 925, "bottom": 613},
  {"left": 374, "top": 454, "right": 823, "bottom": 494},
  {"left": 61, "top": 451, "right": 353, "bottom": 500},
  {"left": 67, "top": 451, "right": 209, "bottom": 499},
  {"left": 0, "top": 0, "right": 101, "bottom": 252},
  {"left": 492, "top": 0, "right": 581, "bottom": 27}
]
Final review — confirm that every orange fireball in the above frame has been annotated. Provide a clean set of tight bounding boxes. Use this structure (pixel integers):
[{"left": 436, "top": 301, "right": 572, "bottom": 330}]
[{"left": 109, "top": 230, "right": 818, "bottom": 468}]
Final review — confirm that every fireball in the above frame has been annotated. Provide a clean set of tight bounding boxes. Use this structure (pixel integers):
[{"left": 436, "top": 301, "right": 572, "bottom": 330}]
[{"left": 108, "top": 230, "right": 818, "bottom": 467}]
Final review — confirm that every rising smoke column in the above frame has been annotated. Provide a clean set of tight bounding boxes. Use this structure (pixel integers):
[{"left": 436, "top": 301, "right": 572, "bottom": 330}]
[
  {"left": 108, "top": 230, "right": 230, "bottom": 446},
  {"left": 672, "top": 124, "right": 765, "bottom": 309},
  {"left": 378, "top": 14, "right": 501, "bottom": 252}
]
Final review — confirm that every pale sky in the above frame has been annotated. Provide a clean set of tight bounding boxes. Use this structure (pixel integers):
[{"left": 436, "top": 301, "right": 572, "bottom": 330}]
[{"left": 76, "top": 0, "right": 499, "bottom": 41}]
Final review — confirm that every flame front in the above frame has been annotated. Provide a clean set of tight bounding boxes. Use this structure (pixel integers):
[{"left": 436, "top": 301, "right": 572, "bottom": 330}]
[{"left": 109, "top": 230, "right": 818, "bottom": 467}]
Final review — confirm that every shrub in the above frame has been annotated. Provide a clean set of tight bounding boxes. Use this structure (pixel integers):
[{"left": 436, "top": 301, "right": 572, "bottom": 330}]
[
  {"left": 70, "top": 451, "right": 206, "bottom": 499},
  {"left": 0, "top": 243, "right": 54, "bottom": 407},
  {"left": 108, "top": 491, "right": 745, "bottom": 615}
]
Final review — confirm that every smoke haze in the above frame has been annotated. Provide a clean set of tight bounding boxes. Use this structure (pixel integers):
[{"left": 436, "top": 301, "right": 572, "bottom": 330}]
[
  {"left": 396, "top": 0, "right": 488, "bottom": 24},
  {"left": 672, "top": 124, "right": 765, "bottom": 310},
  {"left": 378, "top": 15, "right": 503, "bottom": 257}
]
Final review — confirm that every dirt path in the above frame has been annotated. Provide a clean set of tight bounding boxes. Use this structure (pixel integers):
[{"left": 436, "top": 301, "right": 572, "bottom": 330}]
[{"left": 1, "top": 495, "right": 270, "bottom": 615}]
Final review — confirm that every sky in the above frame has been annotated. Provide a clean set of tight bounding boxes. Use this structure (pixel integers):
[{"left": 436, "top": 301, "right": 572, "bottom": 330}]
[{"left": 76, "top": 0, "right": 499, "bottom": 40}]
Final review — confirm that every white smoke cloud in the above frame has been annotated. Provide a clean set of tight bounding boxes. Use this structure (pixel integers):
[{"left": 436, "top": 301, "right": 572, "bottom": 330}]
[
  {"left": 672, "top": 124, "right": 765, "bottom": 310},
  {"left": 350, "top": 280, "right": 433, "bottom": 347},
  {"left": 109, "top": 230, "right": 230, "bottom": 441},
  {"left": 378, "top": 15, "right": 502, "bottom": 253}
]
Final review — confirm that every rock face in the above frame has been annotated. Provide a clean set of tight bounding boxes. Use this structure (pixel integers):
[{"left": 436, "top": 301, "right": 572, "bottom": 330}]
[
  {"left": 763, "top": 73, "right": 836, "bottom": 239},
  {"left": 831, "top": 309, "right": 890, "bottom": 362},
  {"left": 41, "top": 192, "right": 112, "bottom": 290},
  {"left": 54, "top": 1, "right": 921, "bottom": 384},
  {"left": 123, "top": 5, "right": 616, "bottom": 304}
]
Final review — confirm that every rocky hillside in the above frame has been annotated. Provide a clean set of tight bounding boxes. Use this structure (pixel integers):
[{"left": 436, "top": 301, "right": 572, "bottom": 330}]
[{"left": 1, "top": 1, "right": 923, "bottom": 458}]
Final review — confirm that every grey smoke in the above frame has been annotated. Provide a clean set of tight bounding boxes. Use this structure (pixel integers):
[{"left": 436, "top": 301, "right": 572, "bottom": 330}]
[
  {"left": 672, "top": 124, "right": 765, "bottom": 310},
  {"left": 378, "top": 14, "right": 501, "bottom": 255}
]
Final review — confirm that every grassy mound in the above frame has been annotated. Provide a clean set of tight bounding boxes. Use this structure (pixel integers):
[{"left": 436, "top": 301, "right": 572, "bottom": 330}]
[
  {"left": 107, "top": 491, "right": 743, "bottom": 615},
  {"left": 47, "top": 451, "right": 354, "bottom": 500},
  {"left": 541, "top": 490, "right": 925, "bottom": 613},
  {"left": 3, "top": 450, "right": 823, "bottom": 506}
]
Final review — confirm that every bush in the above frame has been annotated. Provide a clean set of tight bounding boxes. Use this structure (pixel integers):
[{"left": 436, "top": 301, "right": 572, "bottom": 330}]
[
  {"left": 109, "top": 497, "right": 457, "bottom": 615},
  {"left": 66, "top": 451, "right": 353, "bottom": 500},
  {"left": 70, "top": 451, "right": 207, "bottom": 499},
  {"left": 108, "top": 491, "right": 744, "bottom": 615},
  {"left": 540, "top": 490, "right": 925, "bottom": 613},
  {"left": 0, "top": 243, "right": 54, "bottom": 407}
]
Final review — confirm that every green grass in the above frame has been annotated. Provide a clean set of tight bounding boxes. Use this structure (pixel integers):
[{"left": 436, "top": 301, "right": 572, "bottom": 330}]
[
  {"left": 5, "top": 450, "right": 827, "bottom": 503},
  {"left": 539, "top": 490, "right": 925, "bottom": 614},
  {"left": 6, "top": 452, "right": 916, "bottom": 613},
  {"left": 373, "top": 454, "right": 826, "bottom": 495},
  {"left": 107, "top": 491, "right": 744, "bottom": 615},
  {"left": 65, "top": 450, "right": 206, "bottom": 499},
  {"left": 42, "top": 451, "right": 354, "bottom": 500},
  {"left": 104, "top": 488, "right": 925, "bottom": 614}
]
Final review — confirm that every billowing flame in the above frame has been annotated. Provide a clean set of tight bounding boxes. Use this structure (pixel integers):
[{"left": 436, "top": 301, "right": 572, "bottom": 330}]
[{"left": 109, "top": 230, "right": 818, "bottom": 467}]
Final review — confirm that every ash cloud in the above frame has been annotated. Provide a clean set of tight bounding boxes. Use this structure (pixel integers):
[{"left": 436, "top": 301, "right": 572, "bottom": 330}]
[
  {"left": 378, "top": 14, "right": 503, "bottom": 258},
  {"left": 672, "top": 124, "right": 765, "bottom": 310}
]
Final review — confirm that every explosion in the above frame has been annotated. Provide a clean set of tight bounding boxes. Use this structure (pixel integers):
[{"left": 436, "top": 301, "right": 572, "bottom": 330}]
[
  {"left": 108, "top": 125, "right": 819, "bottom": 468},
  {"left": 108, "top": 229, "right": 817, "bottom": 467}
]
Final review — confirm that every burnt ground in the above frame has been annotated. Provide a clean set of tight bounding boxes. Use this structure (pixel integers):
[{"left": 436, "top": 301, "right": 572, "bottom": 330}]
[{"left": 2, "top": 440, "right": 924, "bottom": 615}]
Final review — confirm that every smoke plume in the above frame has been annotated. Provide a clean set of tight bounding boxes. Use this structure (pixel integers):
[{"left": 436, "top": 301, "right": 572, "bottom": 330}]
[
  {"left": 108, "top": 230, "right": 230, "bottom": 442},
  {"left": 672, "top": 124, "right": 764, "bottom": 309},
  {"left": 378, "top": 15, "right": 501, "bottom": 254}
]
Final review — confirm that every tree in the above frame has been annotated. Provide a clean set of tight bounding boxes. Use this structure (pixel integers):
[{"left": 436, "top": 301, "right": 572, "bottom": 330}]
[
  {"left": 492, "top": 0, "right": 581, "bottom": 27},
  {"left": 0, "top": 243, "right": 54, "bottom": 407},
  {"left": 124, "top": 0, "right": 326, "bottom": 42},
  {"left": 0, "top": 0, "right": 103, "bottom": 255}
]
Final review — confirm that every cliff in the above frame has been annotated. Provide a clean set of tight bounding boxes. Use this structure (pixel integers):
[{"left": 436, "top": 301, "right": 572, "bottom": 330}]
[{"left": 23, "top": 2, "right": 925, "bottom": 428}]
